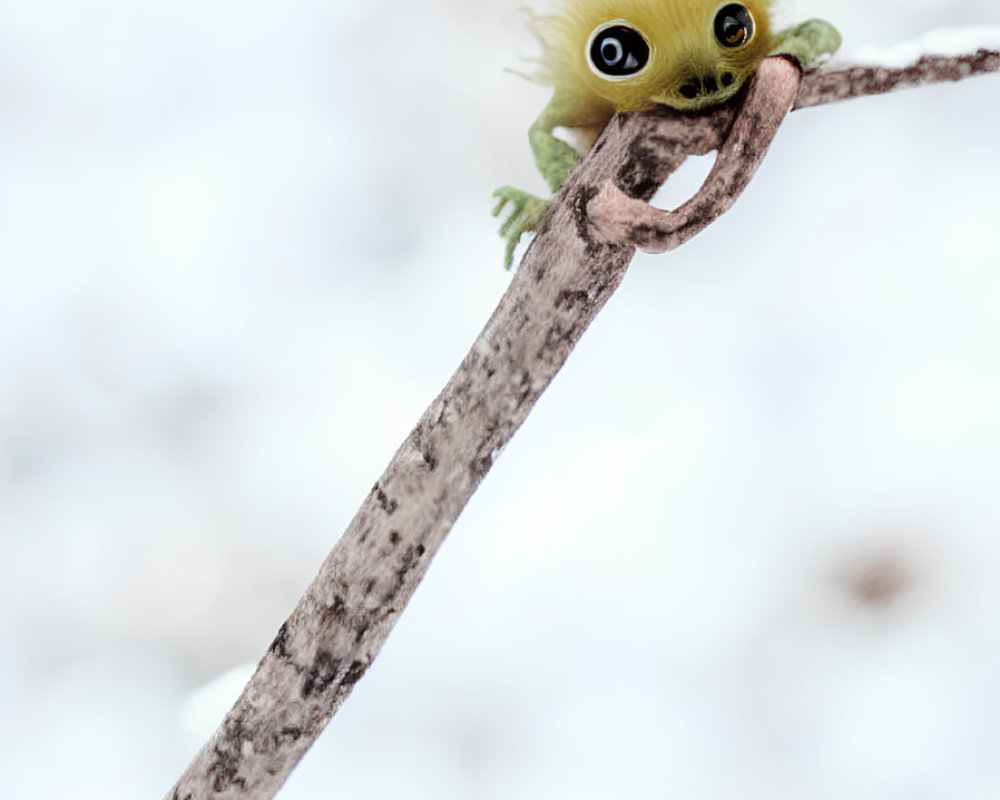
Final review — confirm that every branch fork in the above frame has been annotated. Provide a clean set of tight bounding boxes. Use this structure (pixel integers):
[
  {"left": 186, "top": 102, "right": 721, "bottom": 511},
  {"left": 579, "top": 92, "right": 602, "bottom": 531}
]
[{"left": 587, "top": 56, "right": 802, "bottom": 253}]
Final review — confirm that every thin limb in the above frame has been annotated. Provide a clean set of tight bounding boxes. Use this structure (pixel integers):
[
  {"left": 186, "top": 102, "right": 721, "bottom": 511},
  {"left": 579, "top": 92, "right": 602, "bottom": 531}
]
[{"left": 529, "top": 98, "right": 588, "bottom": 192}]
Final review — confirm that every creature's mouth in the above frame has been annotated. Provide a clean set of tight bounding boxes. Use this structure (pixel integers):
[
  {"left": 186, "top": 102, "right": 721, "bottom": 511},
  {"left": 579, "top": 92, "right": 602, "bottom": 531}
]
[
  {"left": 680, "top": 70, "right": 736, "bottom": 98},
  {"left": 653, "top": 70, "right": 741, "bottom": 110}
]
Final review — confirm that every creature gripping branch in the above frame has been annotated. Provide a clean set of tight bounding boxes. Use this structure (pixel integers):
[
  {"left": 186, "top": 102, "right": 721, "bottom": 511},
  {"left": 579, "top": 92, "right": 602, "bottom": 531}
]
[{"left": 493, "top": 0, "right": 841, "bottom": 269}]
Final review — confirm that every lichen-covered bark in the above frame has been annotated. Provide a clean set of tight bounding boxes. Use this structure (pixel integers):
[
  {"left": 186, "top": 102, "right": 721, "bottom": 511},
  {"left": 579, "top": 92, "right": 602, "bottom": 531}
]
[{"left": 166, "top": 43, "right": 1000, "bottom": 800}]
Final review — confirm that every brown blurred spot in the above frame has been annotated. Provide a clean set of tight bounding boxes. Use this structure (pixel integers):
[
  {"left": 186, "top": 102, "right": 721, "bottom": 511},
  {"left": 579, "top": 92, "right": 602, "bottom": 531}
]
[{"left": 845, "top": 554, "right": 910, "bottom": 607}]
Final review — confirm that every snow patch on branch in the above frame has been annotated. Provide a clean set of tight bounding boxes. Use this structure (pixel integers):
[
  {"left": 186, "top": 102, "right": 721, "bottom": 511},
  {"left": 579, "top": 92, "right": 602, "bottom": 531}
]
[{"left": 838, "top": 25, "right": 1000, "bottom": 68}]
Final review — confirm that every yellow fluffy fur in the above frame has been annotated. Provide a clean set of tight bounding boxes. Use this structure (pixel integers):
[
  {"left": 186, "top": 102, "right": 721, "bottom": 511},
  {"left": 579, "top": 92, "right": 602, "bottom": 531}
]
[
  {"left": 492, "top": 0, "right": 843, "bottom": 268},
  {"left": 534, "top": 0, "right": 774, "bottom": 112}
]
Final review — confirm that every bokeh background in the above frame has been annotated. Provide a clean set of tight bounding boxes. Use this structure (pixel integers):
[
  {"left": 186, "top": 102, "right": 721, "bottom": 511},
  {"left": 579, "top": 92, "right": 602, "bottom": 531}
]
[{"left": 2, "top": 0, "right": 999, "bottom": 797}]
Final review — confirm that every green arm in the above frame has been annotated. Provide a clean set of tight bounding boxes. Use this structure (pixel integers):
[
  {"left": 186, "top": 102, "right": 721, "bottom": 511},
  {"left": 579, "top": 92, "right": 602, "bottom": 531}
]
[
  {"left": 529, "top": 99, "right": 586, "bottom": 192},
  {"left": 493, "top": 94, "right": 612, "bottom": 269}
]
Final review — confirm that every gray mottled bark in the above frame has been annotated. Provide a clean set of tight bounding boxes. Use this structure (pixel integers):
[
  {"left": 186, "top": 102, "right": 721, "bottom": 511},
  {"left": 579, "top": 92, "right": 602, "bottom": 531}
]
[
  {"left": 794, "top": 48, "right": 1000, "bottom": 109},
  {"left": 167, "top": 44, "right": 1000, "bottom": 800}
]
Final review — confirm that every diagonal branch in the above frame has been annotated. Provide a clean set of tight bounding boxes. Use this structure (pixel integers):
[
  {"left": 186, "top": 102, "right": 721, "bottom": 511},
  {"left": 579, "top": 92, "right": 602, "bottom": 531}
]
[{"left": 166, "top": 33, "right": 1000, "bottom": 800}]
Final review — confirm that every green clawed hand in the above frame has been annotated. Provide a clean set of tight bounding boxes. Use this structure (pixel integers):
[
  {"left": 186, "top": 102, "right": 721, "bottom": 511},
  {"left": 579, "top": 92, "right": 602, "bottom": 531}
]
[{"left": 492, "top": 187, "right": 552, "bottom": 271}]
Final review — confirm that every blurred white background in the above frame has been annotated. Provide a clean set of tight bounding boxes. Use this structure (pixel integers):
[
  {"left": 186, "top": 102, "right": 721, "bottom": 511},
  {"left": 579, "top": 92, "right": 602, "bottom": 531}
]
[{"left": 1, "top": 0, "right": 999, "bottom": 797}]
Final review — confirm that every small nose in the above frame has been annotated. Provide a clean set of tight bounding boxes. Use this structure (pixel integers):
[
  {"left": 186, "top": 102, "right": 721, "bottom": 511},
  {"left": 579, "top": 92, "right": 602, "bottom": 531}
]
[{"left": 679, "top": 71, "right": 735, "bottom": 99}]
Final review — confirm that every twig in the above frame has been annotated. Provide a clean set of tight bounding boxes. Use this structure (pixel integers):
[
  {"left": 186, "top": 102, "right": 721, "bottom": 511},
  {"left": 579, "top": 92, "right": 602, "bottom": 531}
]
[
  {"left": 166, "top": 36, "right": 999, "bottom": 800},
  {"left": 797, "top": 41, "right": 1000, "bottom": 109},
  {"left": 587, "top": 47, "right": 1000, "bottom": 251}
]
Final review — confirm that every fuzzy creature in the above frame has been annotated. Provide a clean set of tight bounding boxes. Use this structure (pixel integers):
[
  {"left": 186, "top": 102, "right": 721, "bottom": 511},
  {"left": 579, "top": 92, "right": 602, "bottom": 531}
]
[{"left": 493, "top": 1, "right": 841, "bottom": 268}]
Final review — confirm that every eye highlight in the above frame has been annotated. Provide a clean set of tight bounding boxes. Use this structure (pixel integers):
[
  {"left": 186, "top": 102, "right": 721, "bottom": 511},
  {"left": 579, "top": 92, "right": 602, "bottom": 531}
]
[
  {"left": 587, "top": 23, "right": 650, "bottom": 80},
  {"left": 713, "top": 4, "right": 754, "bottom": 48}
]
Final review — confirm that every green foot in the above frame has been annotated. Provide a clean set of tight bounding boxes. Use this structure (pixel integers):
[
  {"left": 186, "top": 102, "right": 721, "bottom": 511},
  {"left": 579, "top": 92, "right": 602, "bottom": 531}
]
[
  {"left": 772, "top": 19, "right": 842, "bottom": 69},
  {"left": 491, "top": 186, "right": 552, "bottom": 270}
]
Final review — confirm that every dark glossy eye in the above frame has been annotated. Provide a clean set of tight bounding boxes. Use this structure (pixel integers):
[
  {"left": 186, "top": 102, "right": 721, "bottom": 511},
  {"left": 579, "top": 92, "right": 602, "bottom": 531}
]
[
  {"left": 713, "top": 4, "right": 754, "bottom": 48},
  {"left": 588, "top": 24, "right": 649, "bottom": 79}
]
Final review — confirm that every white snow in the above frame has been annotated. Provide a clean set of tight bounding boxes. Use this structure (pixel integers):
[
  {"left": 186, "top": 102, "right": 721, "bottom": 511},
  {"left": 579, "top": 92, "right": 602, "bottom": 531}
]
[{"left": 840, "top": 25, "right": 1000, "bottom": 68}]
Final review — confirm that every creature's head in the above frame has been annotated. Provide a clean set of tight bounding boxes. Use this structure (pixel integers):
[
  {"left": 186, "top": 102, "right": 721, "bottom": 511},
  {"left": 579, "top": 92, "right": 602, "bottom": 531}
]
[{"left": 535, "top": 0, "right": 774, "bottom": 112}]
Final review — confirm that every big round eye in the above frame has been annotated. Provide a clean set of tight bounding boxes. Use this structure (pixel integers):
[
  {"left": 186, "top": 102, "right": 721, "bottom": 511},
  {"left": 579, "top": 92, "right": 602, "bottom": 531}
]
[
  {"left": 713, "top": 4, "right": 754, "bottom": 48},
  {"left": 587, "top": 23, "right": 649, "bottom": 79}
]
